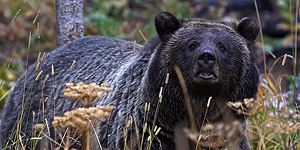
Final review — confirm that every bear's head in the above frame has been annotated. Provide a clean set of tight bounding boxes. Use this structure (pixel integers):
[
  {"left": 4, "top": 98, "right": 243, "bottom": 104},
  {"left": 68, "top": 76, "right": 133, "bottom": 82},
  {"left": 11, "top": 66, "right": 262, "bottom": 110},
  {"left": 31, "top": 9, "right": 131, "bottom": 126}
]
[{"left": 155, "top": 12, "right": 259, "bottom": 95}]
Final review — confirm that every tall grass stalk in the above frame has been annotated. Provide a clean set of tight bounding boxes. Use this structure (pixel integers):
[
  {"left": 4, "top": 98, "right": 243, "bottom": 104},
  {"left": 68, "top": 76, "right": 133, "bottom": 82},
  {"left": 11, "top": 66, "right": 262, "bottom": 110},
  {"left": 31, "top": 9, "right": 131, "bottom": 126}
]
[
  {"left": 253, "top": 0, "right": 266, "bottom": 74},
  {"left": 293, "top": 0, "right": 298, "bottom": 101},
  {"left": 174, "top": 66, "right": 197, "bottom": 135},
  {"left": 146, "top": 73, "right": 169, "bottom": 150}
]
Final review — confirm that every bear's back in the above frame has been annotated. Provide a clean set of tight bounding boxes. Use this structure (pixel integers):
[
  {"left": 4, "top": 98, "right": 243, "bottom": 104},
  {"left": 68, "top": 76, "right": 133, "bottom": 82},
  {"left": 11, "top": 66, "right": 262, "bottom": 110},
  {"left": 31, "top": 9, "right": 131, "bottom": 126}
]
[{"left": 0, "top": 36, "right": 145, "bottom": 148}]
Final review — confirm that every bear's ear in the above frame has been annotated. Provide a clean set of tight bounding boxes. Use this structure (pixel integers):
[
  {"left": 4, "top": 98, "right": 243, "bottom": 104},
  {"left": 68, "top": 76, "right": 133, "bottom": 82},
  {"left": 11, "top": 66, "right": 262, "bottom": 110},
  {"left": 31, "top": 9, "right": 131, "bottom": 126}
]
[
  {"left": 237, "top": 17, "right": 260, "bottom": 41},
  {"left": 155, "top": 12, "right": 180, "bottom": 38}
]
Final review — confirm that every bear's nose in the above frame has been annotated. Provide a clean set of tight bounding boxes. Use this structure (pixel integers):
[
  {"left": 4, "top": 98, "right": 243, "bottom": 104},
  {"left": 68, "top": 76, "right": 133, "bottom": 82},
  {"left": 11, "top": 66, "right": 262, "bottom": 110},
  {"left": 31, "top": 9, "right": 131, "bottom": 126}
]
[{"left": 197, "top": 50, "right": 216, "bottom": 68}]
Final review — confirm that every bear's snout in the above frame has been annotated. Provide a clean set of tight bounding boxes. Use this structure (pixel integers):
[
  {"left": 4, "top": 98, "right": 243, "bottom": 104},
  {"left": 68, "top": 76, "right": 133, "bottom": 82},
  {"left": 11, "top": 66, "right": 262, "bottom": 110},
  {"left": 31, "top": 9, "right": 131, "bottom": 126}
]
[
  {"left": 197, "top": 49, "right": 216, "bottom": 68},
  {"left": 192, "top": 48, "right": 219, "bottom": 83}
]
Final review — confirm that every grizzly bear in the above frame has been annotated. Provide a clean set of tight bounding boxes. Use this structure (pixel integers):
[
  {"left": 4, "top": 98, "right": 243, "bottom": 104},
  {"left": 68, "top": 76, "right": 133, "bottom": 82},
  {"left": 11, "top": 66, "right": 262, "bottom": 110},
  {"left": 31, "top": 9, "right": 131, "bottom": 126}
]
[{"left": 0, "top": 12, "right": 259, "bottom": 150}]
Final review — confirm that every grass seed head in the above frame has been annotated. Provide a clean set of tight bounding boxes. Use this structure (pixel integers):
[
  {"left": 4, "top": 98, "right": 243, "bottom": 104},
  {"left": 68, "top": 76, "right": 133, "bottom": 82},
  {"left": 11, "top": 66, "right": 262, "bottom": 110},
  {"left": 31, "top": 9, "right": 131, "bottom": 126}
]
[
  {"left": 63, "top": 82, "right": 112, "bottom": 107},
  {"left": 52, "top": 105, "right": 114, "bottom": 133},
  {"left": 227, "top": 98, "right": 258, "bottom": 116},
  {"left": 34, "top": 124, "right": 44, "bottom": 131}
]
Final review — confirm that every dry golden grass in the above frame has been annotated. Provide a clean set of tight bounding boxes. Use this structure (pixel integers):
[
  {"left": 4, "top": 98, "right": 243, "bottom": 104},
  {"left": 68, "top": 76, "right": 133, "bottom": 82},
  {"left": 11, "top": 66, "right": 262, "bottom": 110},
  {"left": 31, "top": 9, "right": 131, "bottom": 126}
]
[
  {"left": 2, "top": 1, "right": 300, "bottom": 149},
  {"left": 63, "top": 82, "right": 112, "bottom": 107},
  {"left": 43, "top": 82, "right": 114, "bottom": 150}
]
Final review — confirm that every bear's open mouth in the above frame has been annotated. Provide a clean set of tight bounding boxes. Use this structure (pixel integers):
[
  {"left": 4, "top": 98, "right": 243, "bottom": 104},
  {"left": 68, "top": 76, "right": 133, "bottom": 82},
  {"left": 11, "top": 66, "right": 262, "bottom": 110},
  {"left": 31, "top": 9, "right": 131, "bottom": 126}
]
[{"left": 196, "top": 71, "right": 216, "bottom": 79}]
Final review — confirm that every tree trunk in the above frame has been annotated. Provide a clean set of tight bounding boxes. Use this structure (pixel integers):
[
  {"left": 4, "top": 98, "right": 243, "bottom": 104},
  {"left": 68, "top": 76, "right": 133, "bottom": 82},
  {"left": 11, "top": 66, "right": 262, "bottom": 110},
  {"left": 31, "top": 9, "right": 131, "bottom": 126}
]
[{"left": 55, "top": 0, "right": 84, "bottom": 48}]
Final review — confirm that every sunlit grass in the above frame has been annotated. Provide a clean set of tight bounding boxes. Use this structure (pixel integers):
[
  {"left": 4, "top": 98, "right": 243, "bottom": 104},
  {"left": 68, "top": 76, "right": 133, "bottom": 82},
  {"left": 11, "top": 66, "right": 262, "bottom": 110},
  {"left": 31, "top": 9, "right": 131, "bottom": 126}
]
[{"left": 1, "top": 0, "right": 300, "bottom": 150}]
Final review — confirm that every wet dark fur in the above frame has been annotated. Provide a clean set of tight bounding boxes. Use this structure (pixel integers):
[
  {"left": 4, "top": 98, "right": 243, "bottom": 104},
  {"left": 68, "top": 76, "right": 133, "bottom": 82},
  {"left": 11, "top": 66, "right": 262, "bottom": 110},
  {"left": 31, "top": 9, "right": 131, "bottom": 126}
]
[{"left": 0, "top": 12, "right": 259, "bottom": 150}]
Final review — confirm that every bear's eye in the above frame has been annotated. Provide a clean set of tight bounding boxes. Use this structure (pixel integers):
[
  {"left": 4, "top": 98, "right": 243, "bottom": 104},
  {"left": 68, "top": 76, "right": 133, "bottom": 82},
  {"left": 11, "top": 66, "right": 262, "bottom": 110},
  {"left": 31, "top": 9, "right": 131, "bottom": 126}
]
[
  {"left": 217, "top": 43, "right": 227, "bottom": 53},
  {"left": 188, "top": 42, "right": 198, "bottom": 51}
]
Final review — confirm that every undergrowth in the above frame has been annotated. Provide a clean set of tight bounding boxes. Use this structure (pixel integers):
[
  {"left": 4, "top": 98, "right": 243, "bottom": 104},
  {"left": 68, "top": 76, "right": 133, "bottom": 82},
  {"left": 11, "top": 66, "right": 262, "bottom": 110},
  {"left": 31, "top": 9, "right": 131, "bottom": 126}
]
[{"left": 1, "top": 0, "right": 300, "bottom": 150}]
